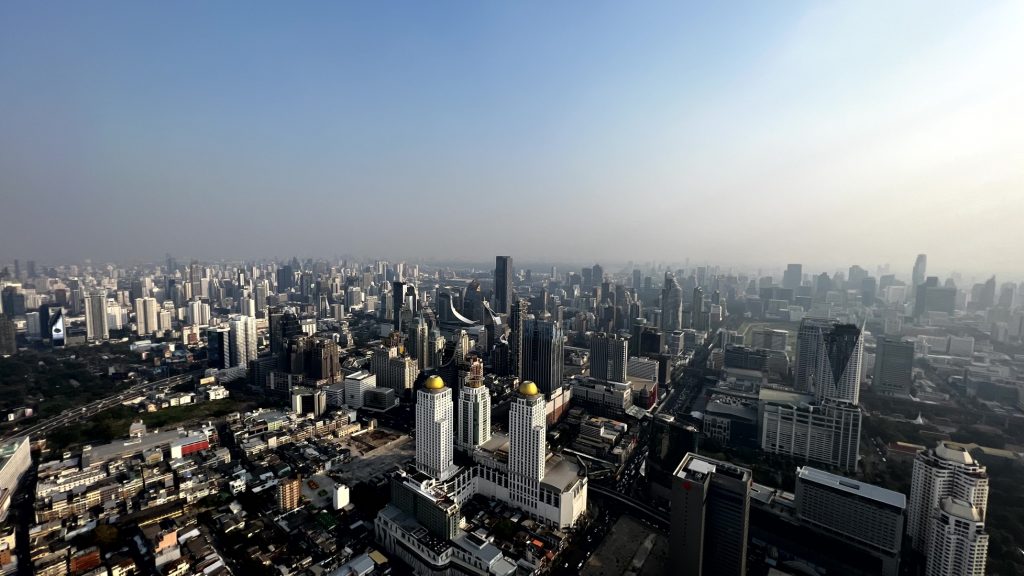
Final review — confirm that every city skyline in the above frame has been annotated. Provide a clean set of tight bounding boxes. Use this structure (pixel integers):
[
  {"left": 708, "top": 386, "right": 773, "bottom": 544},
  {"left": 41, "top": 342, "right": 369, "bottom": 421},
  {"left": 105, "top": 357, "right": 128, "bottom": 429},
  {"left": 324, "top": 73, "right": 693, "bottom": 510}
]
[{"left": 2, "top": 1, "right": 1022, "bottom": 276}]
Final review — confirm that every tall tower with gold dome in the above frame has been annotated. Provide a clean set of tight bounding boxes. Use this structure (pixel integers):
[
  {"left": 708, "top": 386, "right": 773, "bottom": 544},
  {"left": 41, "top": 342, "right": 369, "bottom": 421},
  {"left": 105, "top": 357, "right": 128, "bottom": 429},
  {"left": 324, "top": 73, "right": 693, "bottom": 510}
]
[
  {"left": 509, "top": 381, "right": 546, "bottom": 507},
  {"left": 416, "top": 375, "right": 455, "bottom": 480}
]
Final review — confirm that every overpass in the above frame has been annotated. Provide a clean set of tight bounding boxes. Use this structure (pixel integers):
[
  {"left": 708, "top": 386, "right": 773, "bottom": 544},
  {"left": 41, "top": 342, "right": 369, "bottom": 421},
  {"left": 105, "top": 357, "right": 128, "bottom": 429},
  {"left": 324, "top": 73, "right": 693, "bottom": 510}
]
[{"left": 589, "top": 484, "right": 670, "bottom": 529}]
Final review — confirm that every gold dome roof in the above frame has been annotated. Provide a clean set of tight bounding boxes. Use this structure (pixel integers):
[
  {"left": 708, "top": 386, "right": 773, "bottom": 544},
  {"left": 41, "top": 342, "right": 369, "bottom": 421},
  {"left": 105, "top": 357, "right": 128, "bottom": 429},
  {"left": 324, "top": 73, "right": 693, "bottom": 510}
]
[
  {"left": 424, "top": 375, "right": 445, "bottom": 390},
  {"left": 518, "top": 381, "right": 540, "bottom": 396}
]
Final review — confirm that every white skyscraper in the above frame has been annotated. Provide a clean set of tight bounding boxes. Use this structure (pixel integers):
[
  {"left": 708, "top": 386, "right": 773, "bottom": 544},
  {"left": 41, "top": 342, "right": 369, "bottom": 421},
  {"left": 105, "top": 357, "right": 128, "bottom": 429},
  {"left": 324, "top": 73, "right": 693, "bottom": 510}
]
[
  {"left": 134, "top": 297, "right": 158, "bottom": 336},
  {"left": 415, "top": 375, "right": 455, "bottom": 481},
  {"left": 228, "top": 314, "right": 257, "bottom": 369},
  {"left": 84, "top": 290, "right": 109, "bottom": 341},
  {"left": 457, "top": 363, "right": 490, "bottom": 451},
  {"left": 907, "top": 442, "right": 989, "bottom": 556},
  {"left": 509, "top": 381, "right": 546, "bottom": 507},
  {"left": 927, "top": 498, "right": 989, "bottom": 576}
]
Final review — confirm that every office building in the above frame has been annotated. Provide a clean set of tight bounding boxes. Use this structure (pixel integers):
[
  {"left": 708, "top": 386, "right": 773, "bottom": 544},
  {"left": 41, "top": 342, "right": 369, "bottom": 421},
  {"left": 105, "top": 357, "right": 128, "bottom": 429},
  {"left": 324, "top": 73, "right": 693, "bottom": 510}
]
[
  {"left": 0, "top": 436, "right": 31, "bottom": 522},
  {"left": 751, "top": 327, "right": 788, "bottom": 352},
  {"left": 291, "top": 387, "right": 327, "bottom": 417},
  {"left": 760, "top": 389, "right": 861, "bottom": 471},
  {"left": 912, "top": 254, "right": 928, "bottom": 290},
  {"left": 84, "top": 290, "right": 109, "bottom": 341},
  {"left": 415, "top": 376, "right": 456, "bottom": 481},
  {"left": 343, "top": 370, "right": 376, "bottom": 409},
  {"left": 522, "top": 319, "right": 564, "bottom": 398},
  {"left": 508, "top": 298, "right": 527, "bottom": 379},
  {"left": 509, "top": 381, "right": 546, "bottom": 508},
  {"left": 914, "top": 277, "right": 956, "bottom": 318},
  {"left": 228, "top": 314, "right": 257, "bottom": 369},
  {"left": 907, "top": 442, "right": 989, "bottom": 554},
  {"left": 783, "top": 263, "right": 802, "bottom": 291},
  {"left": 671, "top": 453, "right": 751, "bottom": 576},
  {"left": 795, "top": 466, "right": 905, "bottom": 575},
  {"left": 457, "top": 368, "right": 491, "bottom": 452},
  {"left": 926, "top": 497, "right": 988, "bottom": 576},
  {"left": 874, "top": 337, "right": 914, "bottom": 395},
  {"left": 794, "top": 317, "right": 832, "bottom": 392},
  {"left": 370, "top": 345, "right": 420, "bottom": 398},
  {"left": 661, "top": 273, "right": 683, "bottom": 332},
  {"left": 494, "top": 256, "right": 513, "bottom": 316},
  {"left": 815, "top": 322, "right": 864, "bottom": 405},
  {"left": 589, "top": 332, "right": 628, "bottom": 382},
  {"left": 206, "top": 326, "right": 230, "bottom": 369}
]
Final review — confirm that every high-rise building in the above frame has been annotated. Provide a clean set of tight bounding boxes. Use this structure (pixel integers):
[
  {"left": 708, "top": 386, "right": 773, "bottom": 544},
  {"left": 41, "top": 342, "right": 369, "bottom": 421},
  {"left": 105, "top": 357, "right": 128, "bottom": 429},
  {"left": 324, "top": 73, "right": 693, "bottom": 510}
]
[
  {"left": 815, "top": 323, "right": 864, "bottom": 405},
  {"left": 661, "top": 273, "right": 683, "bottom": 332},
  {"left": 228, "top": 314, "right": 257, "bottom": 369},
  {"left": 522, "top": 319, "right": 564, "bottom": 398},
  {"left": 509, "top": 298, "right": 527, "bottom": 379},
  {"left": 783, "top": 263, "right": 803, "bottom": 291},
  {"left": 206, "top": 326, "right": 230, "bottom": 369},
  {"left": 494, "top": 256, "right": 513, "bottom": 317},
  {"left": 278, "top": 477, "right": 301, "bottom": 511},
  {"left": 671, "top": 453, "right": 751, "bottom": 576},
  {"left": 344, "top": 370, "right": 376, "bottom": 409},
  {"left": 794, "top": 317, "right": 833, "bottom": 392},
  {"left": 912, "top": 254, "right": 927, "bottom": 290},
  {"left": 795, "top": 466, "right": 905, "bottom": 576},
  {"left": 509, "top": 381, "right": 546, "bottom": 508},
  {"left": 873, "top": 337, "right": 914, "bottom": 395},
  {"left": 914, "top": 277, "right": 956, "bottom": 318},
  {"left": 907, "top": 442, "right": 989, "bottom": 554},
  {"left": 760, "top": 389, "right": 862, "bottom": 471},
  {"left": 370, "top": 345, "right": 420, "bottom": 398},
  {"left": 415, "top": 376, "right": 455, "bottom": 481},
  {"left": 0, "top": 315, "right": 15, "bottom": 356},
  {"left": 926, "top": 498, "right": 989, "bottom": 576},
  {"left": 457, "top": 364, "right": 490, "bottom": 452},
  {"left": 134, "top": 297, "right": 158, "bottom": 336},
  {"left": 84, "top": 290, "right": 109, "bottom": 341},
  {"left": 589, "top": 332, "right": 628, "bottom": 382}
]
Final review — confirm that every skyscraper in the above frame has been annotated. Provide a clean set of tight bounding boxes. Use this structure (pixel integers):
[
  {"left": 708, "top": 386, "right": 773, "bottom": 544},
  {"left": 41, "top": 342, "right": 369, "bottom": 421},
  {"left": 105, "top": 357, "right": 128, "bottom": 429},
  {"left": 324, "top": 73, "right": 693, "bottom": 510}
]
[
  {"left": 907, "top": 442, "right": 989, "bottom": 554},
  {"left": 509, "top": 298, "right": 527, "bottom": 379},
  {"left": 457, "top": 362, "right": 490, "bottom": 452},
  {"left": 815, "top": 323, "right": 864, "bottom": 405},
  {"left": 671, "top": 453, "right": 751, "bottom": 576},
  {"left": 912, "top": 254, "right": 928, "bottom": 289},
  {"left": 134, "top": 297, "right": 158, "bottom": 336},
  {"left": 0, "top": 315, "right": 15, "bottom": 356},
  {"left": 873, "top": 337, "right": 914, "bottom": 395},
  {"left": 794, "top": 317, "right": 832, "bottom": 392},
  {"left": 494, "top": 256, "right": 513, "bottom": 317},
  {"left": 228, "top": 314, "right": 257, "bottom": 369},
  {"left": 509, "top": 381, "right": 546, "bottom": 508},
  {"left": 415, "top": 376, "right": 455, "bottom": 481},
  {"left": 661, "top": 272, "right": 683, "bottom": 332},
  {"left": 589, "top": 332, "right": 628, "bottom": 383},
  {"left": 927, "top": 498, "right": 989, "bottom": 576},
  {"left": 783, "top": 263, "right": 802, "bottom": 291},
  {"left": 84, "top": 290, "right": 109, "bottom": 341},
  {"left": 522, "top": 319, "right": 564, "bottom": 398}
]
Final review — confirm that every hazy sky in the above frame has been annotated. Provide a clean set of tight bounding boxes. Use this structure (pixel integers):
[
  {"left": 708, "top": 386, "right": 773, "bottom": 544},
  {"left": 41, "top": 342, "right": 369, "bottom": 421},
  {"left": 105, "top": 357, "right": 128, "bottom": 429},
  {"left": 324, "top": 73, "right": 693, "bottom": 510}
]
[{"left": 1, "top": 1, "right": 1022, "bottom": 277}]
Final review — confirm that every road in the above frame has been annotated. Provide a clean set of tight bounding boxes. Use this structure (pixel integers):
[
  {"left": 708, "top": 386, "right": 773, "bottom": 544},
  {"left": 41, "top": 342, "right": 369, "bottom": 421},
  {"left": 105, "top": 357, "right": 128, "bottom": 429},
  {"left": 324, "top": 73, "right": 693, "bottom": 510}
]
[{"left": 2, "top": 371, "right": 200, "bottom": 441}]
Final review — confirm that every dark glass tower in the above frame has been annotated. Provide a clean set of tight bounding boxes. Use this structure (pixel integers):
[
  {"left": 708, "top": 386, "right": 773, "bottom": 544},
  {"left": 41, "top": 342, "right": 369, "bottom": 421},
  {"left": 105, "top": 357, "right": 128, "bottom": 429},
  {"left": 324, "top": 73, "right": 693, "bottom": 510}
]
[
  {"left": 522, "top": 318, "right": 563, "bottom": 398},
  {"left": 494, "top": 256, "right": 513, "bottom": 316}
]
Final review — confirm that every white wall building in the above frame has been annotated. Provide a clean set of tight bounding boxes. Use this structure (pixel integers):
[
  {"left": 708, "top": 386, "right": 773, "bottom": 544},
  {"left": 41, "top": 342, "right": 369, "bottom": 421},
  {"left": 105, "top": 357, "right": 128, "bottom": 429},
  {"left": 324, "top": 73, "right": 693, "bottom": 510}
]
[
  {"left": 907, "top": 442, "right": 989, "bottom": 554},
  {"left": 415, "top": 376, "right": 456, "bottom": 481},
  {"left": 927, "top": 497, "right": 988, "bottom": 576},
  {"left": 457, "top": 377, "right": 490, "bottom": 452},
  {"left": 344, "top": 370, "right": 377, "bottom": 409}
]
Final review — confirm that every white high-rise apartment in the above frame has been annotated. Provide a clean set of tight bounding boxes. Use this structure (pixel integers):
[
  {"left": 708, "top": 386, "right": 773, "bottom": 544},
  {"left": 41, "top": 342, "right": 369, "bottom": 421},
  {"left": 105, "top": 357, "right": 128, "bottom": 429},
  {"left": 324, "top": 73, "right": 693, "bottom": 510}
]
[
  {"left": 907, "top": 442, "right": 989, "bottom": 555},
  {"left": 84, "top": 290, "right": 109, "bottom": 341},
  {"left": 457, "top": 371, "right": 491, "bottom": 451},
  {"left": 228, "top": 314, "right": 257, "bottom": 368},
  {"left": 415, "top": 375, "right": 455, "bottom": 481},
  {"left": 134, "top": 297, "right": 158, "bottom": 336},
  {"left": 344, "top": 370, "right": 376, "bottom": 409},
  {"left": 509, "top": 381, "right": 546, "bottom": 507},
  {"left": 926, "top": 497, "right": 988, "bottom": 576},
  {"left": 187, "top": 299, "right": 210, "bottom": 326}
]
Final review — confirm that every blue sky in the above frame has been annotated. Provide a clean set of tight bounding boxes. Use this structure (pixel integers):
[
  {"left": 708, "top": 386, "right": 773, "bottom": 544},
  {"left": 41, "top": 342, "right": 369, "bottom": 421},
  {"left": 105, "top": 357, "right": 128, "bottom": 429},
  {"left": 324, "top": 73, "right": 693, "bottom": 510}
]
[{"left": 1, "top": 1, "right": 1021, "bottom": 278}]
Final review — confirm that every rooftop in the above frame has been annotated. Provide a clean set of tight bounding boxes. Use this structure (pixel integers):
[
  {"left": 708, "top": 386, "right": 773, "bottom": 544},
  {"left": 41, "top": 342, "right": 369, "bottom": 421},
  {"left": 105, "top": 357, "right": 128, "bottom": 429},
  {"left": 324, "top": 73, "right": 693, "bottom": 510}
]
[{"left": 797, "top": 466, "right": 906, "bottom": 509}]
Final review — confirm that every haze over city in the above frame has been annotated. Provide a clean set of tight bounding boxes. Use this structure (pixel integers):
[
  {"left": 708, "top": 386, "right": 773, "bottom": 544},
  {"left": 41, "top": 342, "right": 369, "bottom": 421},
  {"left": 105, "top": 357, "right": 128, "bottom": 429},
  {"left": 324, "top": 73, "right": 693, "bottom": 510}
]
[{"left": 2, "top": 1, "right": 1022, "bottom": 277}]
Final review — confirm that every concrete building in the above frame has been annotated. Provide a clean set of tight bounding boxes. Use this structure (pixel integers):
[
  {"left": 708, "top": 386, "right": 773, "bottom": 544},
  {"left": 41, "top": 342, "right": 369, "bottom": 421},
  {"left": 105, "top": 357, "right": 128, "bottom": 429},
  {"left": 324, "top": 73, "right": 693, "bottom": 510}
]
[
  {"left": 228, "top": 314, "right": 257, "bottom": 369},
  {"left": 759, "top": 389, "right": 861, "bottom": 471},
  {"left": 671, "top": 453, "right": 751, "bottom": 576},
  {"left": 751, "top": 327, "right": 788, "bottom": 352},
  {"left": 0, "top": 436, "right": 31, "bottom": 522},
  {"left": 926, "top": 497, "right": 989, "bottom": 576},
  {"left": 509, "top": 381, "right": 546, "bottom": 509},
  {"left": 84, "top": 290, "right": 108, "bottom": 341},
  {"left": 589, "top": 332, "right": 628, "bottom": 382},
  {"left": 521, "top": 319, "right": 564, "bottom": 398},
  {"left": 278, "top": 477, "right": 301, "bottom": 511},
  {"left": 874, "top": 337, "right": 914, "bottom": 395},
  {"left": 795, "top": 466, "right": 905, "bottom": 576},
  {"left": 457, "top": 374, "right": 491, "bottom": 452},
  {"left": 908, "top": 442, "right": 989, "bottom": 554},
  {"left": 416, "top": 376, "right": 456, "bottom": 481},
  {"left": 370, "top": 345, "right": 420, "bottom": 398},
  {"left": 343, "top": 370, "right": 376, "bottom": 409}
]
